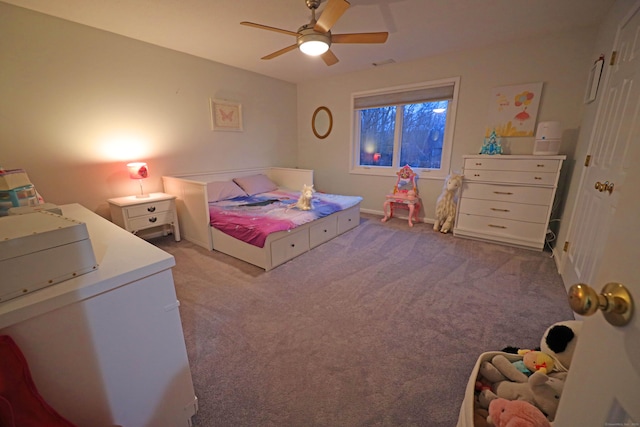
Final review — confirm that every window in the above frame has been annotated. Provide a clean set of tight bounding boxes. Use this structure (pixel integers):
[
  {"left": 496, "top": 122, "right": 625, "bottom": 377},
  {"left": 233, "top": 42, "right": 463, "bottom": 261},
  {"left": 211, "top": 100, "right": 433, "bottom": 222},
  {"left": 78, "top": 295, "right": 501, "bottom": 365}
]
[{"left": 351, "top": 77, "right": 459, "bottom": 178}]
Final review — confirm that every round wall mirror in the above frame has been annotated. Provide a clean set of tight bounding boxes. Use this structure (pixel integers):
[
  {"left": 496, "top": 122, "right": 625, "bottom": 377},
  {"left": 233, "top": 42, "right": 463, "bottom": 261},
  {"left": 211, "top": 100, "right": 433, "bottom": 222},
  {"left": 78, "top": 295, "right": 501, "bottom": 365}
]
[{"left": 312, "top": 106, "right": 333, "bottom": 139}]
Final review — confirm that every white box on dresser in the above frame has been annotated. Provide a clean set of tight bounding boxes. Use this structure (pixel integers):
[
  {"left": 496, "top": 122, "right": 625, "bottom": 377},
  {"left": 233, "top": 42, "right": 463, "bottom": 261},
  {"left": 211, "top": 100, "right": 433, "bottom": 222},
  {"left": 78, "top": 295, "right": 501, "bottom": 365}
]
[
  {"left": 0, "top": 204, "right": 197, "bottom": 427},
  {"left": 453, "top": 155, "right": 565, "bottom": 250}
]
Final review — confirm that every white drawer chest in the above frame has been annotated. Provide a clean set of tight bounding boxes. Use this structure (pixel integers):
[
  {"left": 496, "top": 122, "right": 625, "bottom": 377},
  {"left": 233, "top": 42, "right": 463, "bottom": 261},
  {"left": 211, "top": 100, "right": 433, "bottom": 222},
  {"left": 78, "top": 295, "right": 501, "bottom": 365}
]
[
  {"left": 108, "top": 192, "right": 180, "bottom": 241},
  {"left": 453, "top": 155, "right": 565, "bottom": 250}
]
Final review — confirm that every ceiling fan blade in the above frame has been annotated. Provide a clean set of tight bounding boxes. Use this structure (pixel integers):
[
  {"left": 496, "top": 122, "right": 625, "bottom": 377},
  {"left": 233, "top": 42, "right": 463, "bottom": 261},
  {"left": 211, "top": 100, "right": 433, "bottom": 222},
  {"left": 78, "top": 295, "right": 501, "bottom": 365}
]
[
  {"left": 241, "top": 21, "right": 299, "bottom": 37},
  {"left": 261, "top": 44, "right": 298, "bottom": 60},
  {"left": 314, "top": 0, "right": 350, "bottom": 33},
  {"left": 332, "top": 32, "right": 389, "bottom": 44},
  {"left": 321, "top": 49, "right": 339, "bottom": 66}
]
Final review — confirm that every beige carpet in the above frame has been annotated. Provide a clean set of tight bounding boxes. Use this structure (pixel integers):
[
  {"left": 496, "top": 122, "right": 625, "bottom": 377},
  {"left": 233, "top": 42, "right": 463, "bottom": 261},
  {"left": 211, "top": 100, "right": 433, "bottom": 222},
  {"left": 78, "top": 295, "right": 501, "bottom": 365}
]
[{"left": 153, "top": 213, "right": 574, "bottom": 427}]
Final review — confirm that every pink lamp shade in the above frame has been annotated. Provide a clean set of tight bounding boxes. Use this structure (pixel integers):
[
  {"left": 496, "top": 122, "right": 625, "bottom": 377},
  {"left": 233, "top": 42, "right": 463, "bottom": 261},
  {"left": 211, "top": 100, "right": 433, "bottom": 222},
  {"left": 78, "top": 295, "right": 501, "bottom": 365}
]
[
  {"left": 126, "top": 162, "right": 150, "bottom": 198},
  {"left": 127, "top": 162, "right": 149, "bottom": 180}
]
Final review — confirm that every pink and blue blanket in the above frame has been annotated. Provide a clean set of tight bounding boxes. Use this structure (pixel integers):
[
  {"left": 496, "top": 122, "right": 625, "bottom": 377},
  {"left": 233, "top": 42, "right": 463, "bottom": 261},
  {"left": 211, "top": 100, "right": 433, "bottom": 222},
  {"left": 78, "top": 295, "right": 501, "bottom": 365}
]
[{"left": 209, "top": 189, "right": 362, "bottom": 248}]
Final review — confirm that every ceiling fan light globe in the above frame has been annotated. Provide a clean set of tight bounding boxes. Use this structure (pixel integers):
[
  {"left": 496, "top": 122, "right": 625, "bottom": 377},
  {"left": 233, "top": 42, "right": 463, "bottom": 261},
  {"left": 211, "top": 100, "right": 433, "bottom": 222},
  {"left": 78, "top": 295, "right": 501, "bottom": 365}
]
[{"left": 300, "top": 40, "right": 329, "bottom": 56}]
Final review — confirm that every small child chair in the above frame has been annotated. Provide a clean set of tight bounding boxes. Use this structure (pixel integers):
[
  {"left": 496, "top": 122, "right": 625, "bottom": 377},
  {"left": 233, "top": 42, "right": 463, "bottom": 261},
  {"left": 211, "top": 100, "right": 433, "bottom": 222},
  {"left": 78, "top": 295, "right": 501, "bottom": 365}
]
[{"left": 381, "top": 165, "right": 420, "bottom": 227}]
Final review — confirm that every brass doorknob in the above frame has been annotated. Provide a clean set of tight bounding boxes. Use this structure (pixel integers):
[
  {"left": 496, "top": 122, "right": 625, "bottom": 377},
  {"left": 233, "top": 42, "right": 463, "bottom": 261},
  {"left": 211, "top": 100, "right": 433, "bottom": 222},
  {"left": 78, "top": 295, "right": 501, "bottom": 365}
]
[
  {"left": 594, "top": 181, "right": 615, "bottom": 194},
  {"left": 568, "top": 282, "right": 634, "bottom": 326}
]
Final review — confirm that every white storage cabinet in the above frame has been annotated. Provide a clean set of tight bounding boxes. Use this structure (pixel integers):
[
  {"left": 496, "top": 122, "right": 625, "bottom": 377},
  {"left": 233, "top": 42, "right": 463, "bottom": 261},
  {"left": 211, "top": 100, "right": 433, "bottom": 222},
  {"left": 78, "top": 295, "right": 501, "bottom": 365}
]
[
  {"left": 0, "top": 204, "right": 197, "bottom": 427},
  {"left": 453, "top": 155, "right": 565, "bottom": 250}
]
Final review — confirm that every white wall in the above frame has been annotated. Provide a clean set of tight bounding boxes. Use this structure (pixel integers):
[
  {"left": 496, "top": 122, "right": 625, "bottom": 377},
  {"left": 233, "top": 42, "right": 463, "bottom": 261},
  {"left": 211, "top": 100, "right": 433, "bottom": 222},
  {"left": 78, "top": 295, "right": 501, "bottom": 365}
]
[
  {"left": 297, "top": 28, "right": 597, "bottom": 223},
  {"left": 0, "top": 3, "right": 298, "bottom": 217}
]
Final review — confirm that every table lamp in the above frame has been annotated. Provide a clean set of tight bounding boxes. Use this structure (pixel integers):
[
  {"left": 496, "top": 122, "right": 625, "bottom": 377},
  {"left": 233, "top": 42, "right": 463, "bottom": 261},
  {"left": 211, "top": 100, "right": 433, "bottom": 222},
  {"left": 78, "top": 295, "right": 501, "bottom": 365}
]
[{"left": 127, "top": 162, "right": 149, "bottom": 198}]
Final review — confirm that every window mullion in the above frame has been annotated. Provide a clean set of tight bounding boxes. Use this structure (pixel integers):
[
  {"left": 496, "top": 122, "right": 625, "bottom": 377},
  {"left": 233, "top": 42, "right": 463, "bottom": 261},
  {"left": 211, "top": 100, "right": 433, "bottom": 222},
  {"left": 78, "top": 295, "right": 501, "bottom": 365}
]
[{"left": 392, "top": 106, "right": 403, "bottom": 168}]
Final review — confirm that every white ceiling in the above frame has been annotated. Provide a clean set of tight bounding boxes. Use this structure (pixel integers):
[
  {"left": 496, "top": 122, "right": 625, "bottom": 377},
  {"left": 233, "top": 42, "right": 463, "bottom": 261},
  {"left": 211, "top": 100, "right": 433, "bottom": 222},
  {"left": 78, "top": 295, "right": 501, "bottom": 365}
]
[{"left": 4, "top": 0, "right": 615, "bottom": 84}]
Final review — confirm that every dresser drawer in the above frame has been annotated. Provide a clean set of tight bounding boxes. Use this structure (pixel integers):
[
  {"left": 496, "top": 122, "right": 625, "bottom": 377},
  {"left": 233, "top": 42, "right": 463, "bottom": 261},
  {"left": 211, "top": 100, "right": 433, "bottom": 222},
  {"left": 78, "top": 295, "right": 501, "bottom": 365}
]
[
  {"left": 464, "top": 170, "right": 557, "bottom": 185},
  {"left": 456, "top": 214, "right": 546, "bottom": 244},
  {"left": 458, "top": 198, "right": 549, "bottom": 223},
  {"left": 461, "top": 182, "right": 554, "bottom": 205},
  {"left": 128, "top": 211, "right": 174, "bottom": 231},
  {"left": 310, "top": 216, "right": 337, "bottom": 248},
  {"left": 463, "top": 158, "right": 561, "bottom": 173},
  {"left": 271, "top": 230, "right": 310, "bottom": 267},
  {"left": 126, "top": 200, "right": 173, "bottom": 218}
]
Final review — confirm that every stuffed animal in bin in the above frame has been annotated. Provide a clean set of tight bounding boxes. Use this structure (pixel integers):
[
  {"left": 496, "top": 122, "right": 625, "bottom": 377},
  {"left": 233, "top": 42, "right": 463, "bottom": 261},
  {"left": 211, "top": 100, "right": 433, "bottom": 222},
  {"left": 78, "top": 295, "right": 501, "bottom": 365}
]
[
  {"left": 518, "top": 350, "right": 555, "bottom": 375},
  {"left": 433, "top": 173, "right": 463, "bottom": 233},
  {"left": 540, "top": 320, "right": 582, "bottom": 371},
  {"left": 488, "top": 398, "right": 551, "bottom": 427}
]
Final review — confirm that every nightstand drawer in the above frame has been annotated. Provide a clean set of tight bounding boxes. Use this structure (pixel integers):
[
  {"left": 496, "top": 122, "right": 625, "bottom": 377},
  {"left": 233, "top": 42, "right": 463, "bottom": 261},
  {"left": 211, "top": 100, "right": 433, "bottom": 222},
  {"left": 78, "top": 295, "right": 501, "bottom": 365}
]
[
  {"left": 127, "top": 211, "right": 174, "bottom": 231},
  {"left": 126, "top": 200, "right": 173, "bottom": 218},
  {"left": 458, "top": 198, "right": 549, "bottom": 223},
  {"left": 461, "top": 182, "right": 554, "bottom": 205}
]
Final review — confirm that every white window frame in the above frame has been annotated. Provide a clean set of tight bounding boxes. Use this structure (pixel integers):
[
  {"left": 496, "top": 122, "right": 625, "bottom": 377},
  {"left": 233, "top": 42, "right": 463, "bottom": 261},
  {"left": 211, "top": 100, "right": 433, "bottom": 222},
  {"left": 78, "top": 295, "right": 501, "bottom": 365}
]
[{"left": 349, "top": 76, "right": 460, "bottom": 180}]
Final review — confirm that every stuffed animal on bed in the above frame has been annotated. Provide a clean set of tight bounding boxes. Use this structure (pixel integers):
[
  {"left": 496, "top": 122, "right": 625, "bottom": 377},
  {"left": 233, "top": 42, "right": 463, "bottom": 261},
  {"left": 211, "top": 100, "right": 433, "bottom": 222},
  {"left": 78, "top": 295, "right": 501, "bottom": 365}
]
[
  {"left": 433, "top": 173, "right": 463, "bottom": 233},
  {"left": 293, "top": 184, "right": 315, "bottom": 210}
]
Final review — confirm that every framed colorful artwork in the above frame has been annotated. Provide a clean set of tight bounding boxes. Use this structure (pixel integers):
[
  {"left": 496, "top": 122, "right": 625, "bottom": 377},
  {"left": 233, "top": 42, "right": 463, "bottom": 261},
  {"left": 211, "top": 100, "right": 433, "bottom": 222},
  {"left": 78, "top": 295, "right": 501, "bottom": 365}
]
[
  {"left": 210, "top": 99, "right": 243, "bottom": 131},
  {"left": 485, "top": 82, "right": 543, "bottom": 137}
]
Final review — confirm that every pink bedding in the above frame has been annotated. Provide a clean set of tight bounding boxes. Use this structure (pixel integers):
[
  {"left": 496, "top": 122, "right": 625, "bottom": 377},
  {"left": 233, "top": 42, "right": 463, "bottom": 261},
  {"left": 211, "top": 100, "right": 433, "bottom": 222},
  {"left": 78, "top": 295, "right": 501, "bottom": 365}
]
[{"left": 208, "top": 189, "right": 362, "bottom": 248}]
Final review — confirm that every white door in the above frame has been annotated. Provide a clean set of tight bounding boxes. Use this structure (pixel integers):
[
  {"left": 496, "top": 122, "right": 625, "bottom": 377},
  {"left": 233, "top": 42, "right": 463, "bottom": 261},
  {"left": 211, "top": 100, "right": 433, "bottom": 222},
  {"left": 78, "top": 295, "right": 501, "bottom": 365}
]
[
  {"left": 555, "top": 4, "right": 640, "bottom": 425},
  {"left": 560, "top": 2, "right": 639, "bottom": 288}
]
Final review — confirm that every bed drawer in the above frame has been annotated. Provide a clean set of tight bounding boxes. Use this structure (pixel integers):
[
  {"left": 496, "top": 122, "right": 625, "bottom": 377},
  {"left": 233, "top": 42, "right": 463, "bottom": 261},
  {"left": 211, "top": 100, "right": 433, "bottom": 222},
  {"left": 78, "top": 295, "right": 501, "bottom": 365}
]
[
  {"left": 337, "top": 205, "right": 360, "bottom": 234},
  {"left": 310, "top": 216, "right": 337, "bottom": 248},
  {"left": 271, "top": 230, "right": 310, "bottom": 267}
]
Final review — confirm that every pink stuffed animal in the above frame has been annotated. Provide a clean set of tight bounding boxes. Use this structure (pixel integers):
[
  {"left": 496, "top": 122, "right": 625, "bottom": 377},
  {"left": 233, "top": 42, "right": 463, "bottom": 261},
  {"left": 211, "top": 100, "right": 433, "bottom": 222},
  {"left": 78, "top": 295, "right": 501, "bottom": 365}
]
[{"left": 488, "top": 398, "right": 551, "bottom": 427}]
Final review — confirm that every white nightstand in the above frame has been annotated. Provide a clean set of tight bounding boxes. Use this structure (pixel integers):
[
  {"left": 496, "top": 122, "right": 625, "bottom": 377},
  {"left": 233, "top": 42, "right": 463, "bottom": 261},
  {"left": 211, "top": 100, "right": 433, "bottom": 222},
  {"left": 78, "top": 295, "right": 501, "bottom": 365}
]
[{"left": 108, "top": 192, "right": 181, "bottom": 241}]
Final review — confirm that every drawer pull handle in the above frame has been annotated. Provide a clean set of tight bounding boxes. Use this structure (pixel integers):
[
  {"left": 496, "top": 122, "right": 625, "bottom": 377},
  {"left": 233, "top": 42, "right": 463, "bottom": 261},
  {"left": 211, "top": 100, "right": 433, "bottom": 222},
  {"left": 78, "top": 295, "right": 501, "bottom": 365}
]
[
  {"left": 147, "top": 206, "right": 156, "bottom": 212},
  {"left": 290, "top": 243, "right": 295, "bottom": 248},
  {"left": 474, "top": 173, "right": 481, "bottom": 177},
  {"left": 149, "top": 217, "right": 158, "bottom": 223},
  {"left": 536, "top": 164, "right": 545, "bottom": 168},
  {"left": 534, "top": 176, "right": 543, "bottom": 180},
  {"left": 488, "top": 224, "right": 507, "bottom": 229},
  {"left": 493, "top": 191, "right": 513, "bottom": 195},
  {"left": 323, "top": 229, "right": 327, "bottom": 233},
  {"left": 490, "top": 208, "right": 510, "bottom": 212},
  {"left": 475, "top": 162, "right": 482, "bottom": 166}
]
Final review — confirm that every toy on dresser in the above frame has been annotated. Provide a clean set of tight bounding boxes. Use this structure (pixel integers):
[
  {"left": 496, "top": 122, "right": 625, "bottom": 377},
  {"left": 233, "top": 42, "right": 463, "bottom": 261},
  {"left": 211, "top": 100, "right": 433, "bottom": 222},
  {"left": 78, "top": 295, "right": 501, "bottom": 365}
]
[{"left": 433, "top": 173, "right": 463, "bottom": 233}]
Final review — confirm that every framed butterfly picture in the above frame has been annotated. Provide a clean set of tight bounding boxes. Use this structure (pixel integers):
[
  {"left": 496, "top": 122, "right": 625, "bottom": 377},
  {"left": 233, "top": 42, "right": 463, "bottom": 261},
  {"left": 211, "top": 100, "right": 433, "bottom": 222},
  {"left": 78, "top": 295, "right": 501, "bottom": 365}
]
[{"left": 210, "top": 99, "right": 243, "bottom": 131}]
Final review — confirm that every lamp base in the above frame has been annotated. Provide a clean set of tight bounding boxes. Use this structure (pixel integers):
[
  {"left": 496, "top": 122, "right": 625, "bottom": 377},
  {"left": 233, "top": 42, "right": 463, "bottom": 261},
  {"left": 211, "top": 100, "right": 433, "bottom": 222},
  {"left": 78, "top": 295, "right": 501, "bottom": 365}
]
[{"left": 135, "top": 193, "right": 150, "bottom": 199}]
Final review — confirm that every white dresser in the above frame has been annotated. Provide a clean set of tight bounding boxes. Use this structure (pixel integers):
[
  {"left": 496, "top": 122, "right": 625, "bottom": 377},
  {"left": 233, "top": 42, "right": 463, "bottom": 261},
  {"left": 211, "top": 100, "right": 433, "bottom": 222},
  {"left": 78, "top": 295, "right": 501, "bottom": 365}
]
[
  {"left": 453, "top": 155, "right": 565, "bottom": 250},
  {"left": 0, "top": 204, "right": 197, "bottom": 427}
]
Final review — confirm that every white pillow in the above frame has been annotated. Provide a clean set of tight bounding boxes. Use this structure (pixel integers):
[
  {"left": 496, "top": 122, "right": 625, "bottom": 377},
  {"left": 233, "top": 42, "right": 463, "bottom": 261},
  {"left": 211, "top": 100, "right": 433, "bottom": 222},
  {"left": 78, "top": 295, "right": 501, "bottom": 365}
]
[
  {"left": 206, "top": 180, "right": 247, "bottom": 202},
  {"left": 233, "top": 174, "right": 278, "bottom": 196}
]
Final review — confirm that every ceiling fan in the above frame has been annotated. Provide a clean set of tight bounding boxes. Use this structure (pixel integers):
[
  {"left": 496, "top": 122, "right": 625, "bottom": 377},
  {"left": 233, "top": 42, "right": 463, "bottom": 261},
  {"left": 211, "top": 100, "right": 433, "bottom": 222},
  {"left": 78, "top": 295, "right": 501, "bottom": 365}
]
[{"left": 240, "top": 0, "right": 389, "bottom": 66}]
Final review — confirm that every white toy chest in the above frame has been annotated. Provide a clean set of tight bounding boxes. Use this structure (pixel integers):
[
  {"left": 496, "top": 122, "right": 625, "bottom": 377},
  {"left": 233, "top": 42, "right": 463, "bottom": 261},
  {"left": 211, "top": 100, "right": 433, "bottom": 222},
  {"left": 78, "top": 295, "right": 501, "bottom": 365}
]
[{"left": 0, "top": 211, "right": 98, "bottom": 302}]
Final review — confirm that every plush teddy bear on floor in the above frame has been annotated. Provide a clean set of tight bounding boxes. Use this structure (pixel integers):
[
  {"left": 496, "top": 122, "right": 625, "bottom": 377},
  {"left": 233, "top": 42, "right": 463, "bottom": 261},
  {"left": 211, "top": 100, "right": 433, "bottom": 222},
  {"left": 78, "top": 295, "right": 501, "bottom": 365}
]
[{"left": 488, "top": 398, "right": 551, "bottom": 427}]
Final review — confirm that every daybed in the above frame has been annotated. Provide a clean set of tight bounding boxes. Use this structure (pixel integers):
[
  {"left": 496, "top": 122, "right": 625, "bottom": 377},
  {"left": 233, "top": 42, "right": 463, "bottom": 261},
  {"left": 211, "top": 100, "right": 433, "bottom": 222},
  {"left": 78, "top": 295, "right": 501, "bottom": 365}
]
[{"left": 162, "top": 167, "right": 362, "bottom": 271}]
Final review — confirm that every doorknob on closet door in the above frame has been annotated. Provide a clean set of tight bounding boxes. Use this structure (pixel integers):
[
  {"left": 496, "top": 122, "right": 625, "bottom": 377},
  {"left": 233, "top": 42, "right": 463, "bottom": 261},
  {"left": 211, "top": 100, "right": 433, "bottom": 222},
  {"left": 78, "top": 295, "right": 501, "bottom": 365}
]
[
  {"left": 594, "top": 181, "right": 615, "bottom": 194},
  {"left": 568, "top": 282, "right": 634, "bottom": 326}
]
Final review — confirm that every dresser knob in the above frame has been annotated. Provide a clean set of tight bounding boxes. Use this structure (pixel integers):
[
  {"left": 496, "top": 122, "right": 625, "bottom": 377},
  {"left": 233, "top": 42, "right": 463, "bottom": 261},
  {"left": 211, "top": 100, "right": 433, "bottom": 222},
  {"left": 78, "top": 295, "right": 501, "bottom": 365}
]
[
  {"left": 147, "top": 206, "right": 156, "bottom": 212},
  {"left": 149, "top": 217, "right": 157, "bottom": 223}
]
